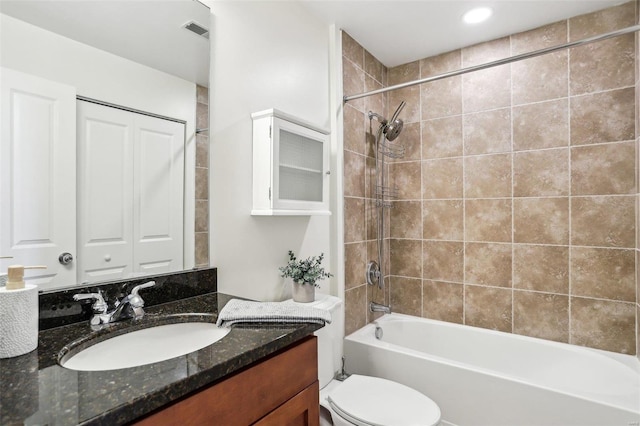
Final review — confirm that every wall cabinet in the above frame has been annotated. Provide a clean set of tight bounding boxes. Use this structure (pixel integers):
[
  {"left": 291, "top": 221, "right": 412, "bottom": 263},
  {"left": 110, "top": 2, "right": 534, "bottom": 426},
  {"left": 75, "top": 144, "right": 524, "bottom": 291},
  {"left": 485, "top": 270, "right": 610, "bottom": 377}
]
[
  {"left": 251, "top": 109, "right": 330, "bottom": 216},
  {"left": 134, "top": 336, "right": 319, "bottom": 426}
]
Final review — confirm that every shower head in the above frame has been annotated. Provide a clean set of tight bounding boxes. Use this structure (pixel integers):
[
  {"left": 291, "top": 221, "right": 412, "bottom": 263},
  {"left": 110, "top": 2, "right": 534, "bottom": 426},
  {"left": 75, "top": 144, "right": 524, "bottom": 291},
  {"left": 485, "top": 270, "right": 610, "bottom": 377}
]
[{"left": 384, "top": 101, "right": 406, "bottom": 141}]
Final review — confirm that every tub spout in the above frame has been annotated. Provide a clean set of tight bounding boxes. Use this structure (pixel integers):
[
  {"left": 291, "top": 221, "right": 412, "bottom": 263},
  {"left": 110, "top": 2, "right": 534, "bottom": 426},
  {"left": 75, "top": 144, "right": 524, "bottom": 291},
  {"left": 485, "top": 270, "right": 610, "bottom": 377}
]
[{"left": 370, "top": 302, "right": 391, "bottom": 314}]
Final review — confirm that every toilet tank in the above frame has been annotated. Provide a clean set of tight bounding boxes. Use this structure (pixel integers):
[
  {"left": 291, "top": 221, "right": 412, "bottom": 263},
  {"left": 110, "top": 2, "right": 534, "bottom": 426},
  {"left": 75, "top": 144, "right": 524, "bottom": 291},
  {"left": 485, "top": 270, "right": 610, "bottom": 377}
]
[{"left": 305, "top": 294, "right": 344, "bottom": 388}]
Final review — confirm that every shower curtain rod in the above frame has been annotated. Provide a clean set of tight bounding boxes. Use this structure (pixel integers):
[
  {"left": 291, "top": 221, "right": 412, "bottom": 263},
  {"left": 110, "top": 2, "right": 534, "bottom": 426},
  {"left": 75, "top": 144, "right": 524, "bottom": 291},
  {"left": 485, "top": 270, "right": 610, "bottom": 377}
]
[{"left": 344, "top": 24, "right": 640, "bottom": 103}]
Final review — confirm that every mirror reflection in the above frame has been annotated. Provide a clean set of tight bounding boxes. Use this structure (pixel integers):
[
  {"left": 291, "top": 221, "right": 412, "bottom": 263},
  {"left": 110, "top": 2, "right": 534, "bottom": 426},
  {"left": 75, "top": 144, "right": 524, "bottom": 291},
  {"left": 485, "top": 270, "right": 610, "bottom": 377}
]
[{"left": 0, "top": 0, "right": 210, "bottom": 291}]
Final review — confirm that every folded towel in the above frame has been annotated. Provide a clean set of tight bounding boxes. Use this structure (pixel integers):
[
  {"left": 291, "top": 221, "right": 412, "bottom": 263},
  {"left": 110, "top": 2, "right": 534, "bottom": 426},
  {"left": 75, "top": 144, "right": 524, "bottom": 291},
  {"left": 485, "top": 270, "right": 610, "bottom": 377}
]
[{"left": 216, "top": 298, "right": 332, "bottom": 327}]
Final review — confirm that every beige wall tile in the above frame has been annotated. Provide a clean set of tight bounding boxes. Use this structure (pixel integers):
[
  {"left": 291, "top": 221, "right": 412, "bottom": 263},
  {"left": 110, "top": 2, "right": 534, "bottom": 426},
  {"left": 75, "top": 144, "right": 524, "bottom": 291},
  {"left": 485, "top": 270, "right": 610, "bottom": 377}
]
[
  {"left": 511, "top": 21, "right": 568, "bottom": 54},
  {"left": 512, "top": 52, "right": 568, "bottom": 105},
  {"left": 196, "top": 133, "right": 209, "bottom": 168},
  {"left": 195, "top": 232, "right": 209, "bottom": 267},
  {"left": 423, "top": 200, "right": 464, "bottom": 240},
  {"left": 422, "top": 116, "right": 463, "bottom": 159},
  {"left": 465, "top": 199, "right": 512, "bottom": 243},
  {"left": 465, "top": 285, "right": 513, "bottom": 332},
  {"left": 342, "top": 31, "right": 364, "bottom": 69},
  {"left": 390, "top": 161, "right": 422, "bottom": 200},
  {"left": 465, "top": 154, "right": 512, "bottom": 198},
  {"left": 388, "top": 61, "right": 420, "bottom": 85},
  {"left": 364, "top": 75, "right": 385, "bottom": 123},
  {"left": 514, "top": 197, "right": 569, "bottom": 244},
  {"left": 514, "top": 149, "right": 569, "bottom": 197},
  {"left": 570, "top": 87, "right": 635, "bottom": 146},
  {"left": 571, "top": 195, "right": 635, "bottom": 248},
  {"left": 421, "top": 50, "right": 461, "bottom": 77},
  {"left": 423, "top": 280, "right": 464, "bottom": 323},
  {"left": 420, "top": 77, "right": 462, "bottom": 120},
  {"left": 569, "top": 1, "right": 636, "bottom": 40},
  {"left": 393, "top": 122, "right": 421, "bottom": 162},
  {"left": 345, "top": 242, "right": 366, "bottom": 289},
  {"left": 513, "top": 244, "right": 569, "bottom": 294},
  {"left": 344, "top": 104, "right": 366, "bottom": 155},
  {"left": 364, "top": 50, "right": 385, "bottom": 84},
  {"left": 389, "top": 87, "right": 420, "bottom": 124},
  {"left": 196, "top": 85, "right": 209, "bottom": 105},
  {"left": 571, "top": 297, "right": 636, "bottom": 354},
  {"left": 513, "top": 99, "right": 569, "bottom": 151},
  {"left": 343, "top": 58, "right": 365, "bottom": 112},
  {"left": 463, "top": 108, "right": 511, "bottom": 155},
  {"left": 390, "top": 277, "right": 422, "bottom": 316},
  {"left": 344, "top": 197, "right": 366, "bottom": 243},
  {"left": 390, "top": 239, "right": 422, "bottom": 278},
  {"left": 195, "top": 167, "right": 209, "bottom": 200},
  {"left": 422, "top": 158, "right": 463, "bottom": 199},
  {"left": 344, "top": 151, "right": 365, "bottom": 197},
  {"left": 465, "top": 242, "right": 513, "bottom": 287},
  {"left": 462, "top": 37, "right": 511, "bottom": 66},
  {"left": 463, "top": 65, "right": 511, "bottom": 113},
  {"left": 570, "top": 35, "right": 635, "bottom": 95},
  {"left": 345, "top": 285, "right": 367, "bottom": 336},
  {"left": 195, "top": 200, "right": 209, "bottom": 233},
  {"left": 390, "top": 201, "right": 422, "bottom": 239},
  {"left": 571, "top": 142, "right": 636, "bottom": 195},
  {"left": 514, "top": 292, "right": 569, "bottom": 343},
  {"left": 423, "top": 240, "right": 464, "bottom": 282},
  {"left": 571, "top": 247, "right": 636, "bottom": 301}
]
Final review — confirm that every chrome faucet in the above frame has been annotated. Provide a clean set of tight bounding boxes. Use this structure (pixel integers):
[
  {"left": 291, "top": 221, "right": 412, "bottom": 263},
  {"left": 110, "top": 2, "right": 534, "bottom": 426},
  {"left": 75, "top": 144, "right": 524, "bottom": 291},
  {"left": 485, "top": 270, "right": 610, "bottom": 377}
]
[
  {"left": 370, "top": 302, "right": 391, "bottom": 314},
  {"left": 73, "top": 281, "right": 156, "bottom": 327}
]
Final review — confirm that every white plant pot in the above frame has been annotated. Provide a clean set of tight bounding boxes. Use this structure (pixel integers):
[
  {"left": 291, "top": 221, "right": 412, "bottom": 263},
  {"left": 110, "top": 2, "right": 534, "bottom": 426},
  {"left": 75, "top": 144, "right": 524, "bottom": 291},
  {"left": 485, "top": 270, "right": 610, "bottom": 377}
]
[{"left": 292, "top": 281, "right": 315, "bottom": 303}]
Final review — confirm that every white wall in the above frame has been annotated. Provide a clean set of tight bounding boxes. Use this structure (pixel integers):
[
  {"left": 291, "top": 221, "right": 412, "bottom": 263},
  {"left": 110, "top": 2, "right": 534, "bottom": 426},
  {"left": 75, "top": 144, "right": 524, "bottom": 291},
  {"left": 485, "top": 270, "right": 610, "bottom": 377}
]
[
  {"left": 0, "top": 13, "right": 197, "bottom": 271},
  {"left": 205, "top": 1, "right": 333, "bottom": 300}
]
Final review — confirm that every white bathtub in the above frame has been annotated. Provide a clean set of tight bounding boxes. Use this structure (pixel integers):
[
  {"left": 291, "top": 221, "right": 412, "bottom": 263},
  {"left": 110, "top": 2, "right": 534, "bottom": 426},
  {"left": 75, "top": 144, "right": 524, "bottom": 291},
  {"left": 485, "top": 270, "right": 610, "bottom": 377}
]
[{"left": 344, "top": 313, "right": 640, "bottom": 426}]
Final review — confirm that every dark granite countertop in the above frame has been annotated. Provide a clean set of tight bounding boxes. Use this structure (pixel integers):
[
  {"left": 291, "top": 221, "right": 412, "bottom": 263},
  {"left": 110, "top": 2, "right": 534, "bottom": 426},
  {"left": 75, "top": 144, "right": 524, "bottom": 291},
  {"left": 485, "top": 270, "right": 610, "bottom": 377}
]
[{"left": 0, "top": 292, "right": 322, "bottom": 425}]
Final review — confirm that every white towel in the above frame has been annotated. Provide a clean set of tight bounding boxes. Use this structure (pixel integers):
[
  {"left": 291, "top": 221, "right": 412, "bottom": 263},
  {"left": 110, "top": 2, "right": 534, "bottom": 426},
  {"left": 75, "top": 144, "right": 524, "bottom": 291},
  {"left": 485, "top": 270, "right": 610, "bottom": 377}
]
[{"left": 216, "top": 298, "right": 332, "bottom": 327}]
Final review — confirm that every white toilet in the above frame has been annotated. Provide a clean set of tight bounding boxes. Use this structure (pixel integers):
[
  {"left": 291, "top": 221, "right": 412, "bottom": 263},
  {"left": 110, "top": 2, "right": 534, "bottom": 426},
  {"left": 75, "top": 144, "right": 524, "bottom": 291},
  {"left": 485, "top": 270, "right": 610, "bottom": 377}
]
[{"left": 305, "top": 294, "right": 441, "bottom": 426}]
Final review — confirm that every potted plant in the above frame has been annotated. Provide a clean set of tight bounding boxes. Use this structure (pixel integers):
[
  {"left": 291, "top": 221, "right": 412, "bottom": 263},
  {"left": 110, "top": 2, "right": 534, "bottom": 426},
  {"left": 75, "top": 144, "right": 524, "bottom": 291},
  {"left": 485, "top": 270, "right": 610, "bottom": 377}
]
[{"left": 279, "top": 250, "right": 332, "bottom": 303}]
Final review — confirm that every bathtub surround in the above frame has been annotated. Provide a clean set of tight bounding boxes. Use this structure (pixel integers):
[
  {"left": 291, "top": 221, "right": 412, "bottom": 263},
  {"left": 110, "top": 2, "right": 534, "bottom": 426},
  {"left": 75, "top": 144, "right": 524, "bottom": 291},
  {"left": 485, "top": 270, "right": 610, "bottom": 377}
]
[{"left": 343, "top": 2, "right": 638, "bottom": 354}]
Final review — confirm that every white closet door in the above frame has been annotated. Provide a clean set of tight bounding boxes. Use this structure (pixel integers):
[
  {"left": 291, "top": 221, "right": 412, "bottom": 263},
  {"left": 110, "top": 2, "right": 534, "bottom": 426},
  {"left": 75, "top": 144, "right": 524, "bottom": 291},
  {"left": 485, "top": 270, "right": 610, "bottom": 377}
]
[
  {"left": 0, "top": 68, "right": 77, "bottom": 290},
  {"left": 133, "top": 115, "right": 184, "bottom": 276},
  {"left": 77, "top": 101, "right": 134, "bottom": 283}
]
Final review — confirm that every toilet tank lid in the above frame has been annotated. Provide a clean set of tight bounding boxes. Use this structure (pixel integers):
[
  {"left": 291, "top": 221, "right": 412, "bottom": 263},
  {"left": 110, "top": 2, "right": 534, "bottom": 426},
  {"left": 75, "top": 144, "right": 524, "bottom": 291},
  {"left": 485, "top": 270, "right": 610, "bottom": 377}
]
[{"left": 285, "top": 293, "right": 342, "bottom": 311}]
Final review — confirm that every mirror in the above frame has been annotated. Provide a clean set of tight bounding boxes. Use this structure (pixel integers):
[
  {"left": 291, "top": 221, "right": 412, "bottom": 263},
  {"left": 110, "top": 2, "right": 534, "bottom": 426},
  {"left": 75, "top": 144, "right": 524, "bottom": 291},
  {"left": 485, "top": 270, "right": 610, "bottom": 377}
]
[{"left": 0, "top": 0, "right": 210, "bottom": 291}]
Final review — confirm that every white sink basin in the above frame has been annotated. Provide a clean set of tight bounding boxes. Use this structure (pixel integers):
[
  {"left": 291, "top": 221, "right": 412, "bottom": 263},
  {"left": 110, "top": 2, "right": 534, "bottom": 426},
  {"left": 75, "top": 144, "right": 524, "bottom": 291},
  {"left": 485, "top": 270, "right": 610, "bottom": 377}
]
[{"left": 61, "top": 322, "right": 230, "bottom": 371}]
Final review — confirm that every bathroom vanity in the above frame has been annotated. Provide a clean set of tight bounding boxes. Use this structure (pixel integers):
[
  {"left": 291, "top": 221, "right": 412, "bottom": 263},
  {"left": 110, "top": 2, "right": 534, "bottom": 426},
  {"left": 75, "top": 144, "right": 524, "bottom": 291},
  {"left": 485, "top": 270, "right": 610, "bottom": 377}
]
[{"left": 0, "top": 269, "right": 322, "bottom": 425}]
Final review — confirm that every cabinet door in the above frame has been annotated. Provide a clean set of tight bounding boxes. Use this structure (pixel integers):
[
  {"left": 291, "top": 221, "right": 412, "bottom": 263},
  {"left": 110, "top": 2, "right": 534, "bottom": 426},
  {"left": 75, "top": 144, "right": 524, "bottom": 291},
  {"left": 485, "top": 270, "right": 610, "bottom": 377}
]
[
  {"left": 272, "top": 117, "right": 329, "bottom": 212},
  {"left": 253, "top": 382, "right": 320, "bottom": 426},
  {"left": 0, "top": 68, "right": 77, "bottom": 289}
]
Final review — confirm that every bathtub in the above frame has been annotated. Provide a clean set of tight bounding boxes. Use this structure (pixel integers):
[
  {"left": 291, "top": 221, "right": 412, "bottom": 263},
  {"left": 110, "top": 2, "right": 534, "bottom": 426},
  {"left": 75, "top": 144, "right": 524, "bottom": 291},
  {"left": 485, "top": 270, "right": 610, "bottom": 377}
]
[{"left": 344, "top": 313, "right": 640, "bottom": 426}]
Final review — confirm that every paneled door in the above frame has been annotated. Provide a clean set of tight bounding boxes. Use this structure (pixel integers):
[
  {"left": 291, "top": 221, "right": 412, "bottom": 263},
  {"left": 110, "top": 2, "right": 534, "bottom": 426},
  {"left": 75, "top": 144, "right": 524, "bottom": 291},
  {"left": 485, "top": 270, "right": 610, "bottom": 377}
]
[
  {"left": 77, "top": 101, "right": 184, "bottom": 283},
  {"left": 0, "top": 67, "right": 77, "bottom": 290}
]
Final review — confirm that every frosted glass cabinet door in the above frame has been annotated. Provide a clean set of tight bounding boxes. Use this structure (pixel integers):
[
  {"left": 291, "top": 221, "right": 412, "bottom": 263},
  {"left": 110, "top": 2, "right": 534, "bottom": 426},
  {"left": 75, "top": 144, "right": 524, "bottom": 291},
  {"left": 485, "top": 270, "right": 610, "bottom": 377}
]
[{"left": 251, "top": 109, "right": 330, "bottom": 216}]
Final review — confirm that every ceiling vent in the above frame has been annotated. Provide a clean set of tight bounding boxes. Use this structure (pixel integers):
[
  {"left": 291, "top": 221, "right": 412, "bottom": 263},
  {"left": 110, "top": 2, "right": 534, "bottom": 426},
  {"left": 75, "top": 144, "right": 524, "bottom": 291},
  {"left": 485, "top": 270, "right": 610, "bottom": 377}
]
[{"left": 183, "top": 20, "right": 209, "bottom": 39}]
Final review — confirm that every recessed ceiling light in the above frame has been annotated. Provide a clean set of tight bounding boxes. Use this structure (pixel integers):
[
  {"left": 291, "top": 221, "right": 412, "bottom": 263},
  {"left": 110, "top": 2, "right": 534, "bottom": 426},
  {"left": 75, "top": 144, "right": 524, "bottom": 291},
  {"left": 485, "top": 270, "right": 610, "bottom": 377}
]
[{"left": 462, "top": 7, "right": 493, "bottom": 24}]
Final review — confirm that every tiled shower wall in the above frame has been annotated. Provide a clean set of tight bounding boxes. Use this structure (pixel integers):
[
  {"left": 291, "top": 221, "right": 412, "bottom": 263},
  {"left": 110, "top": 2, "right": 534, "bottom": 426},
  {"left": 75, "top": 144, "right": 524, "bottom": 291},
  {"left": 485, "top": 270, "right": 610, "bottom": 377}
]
[
  {"left": 636, "top": 0, "right": 640, "bottom": 360},
  {"left": 343, "top": 2, "right": 638, "bottom": 355},
  {"left": 196, "top": 85, "right": 210, "bottom": 267}
]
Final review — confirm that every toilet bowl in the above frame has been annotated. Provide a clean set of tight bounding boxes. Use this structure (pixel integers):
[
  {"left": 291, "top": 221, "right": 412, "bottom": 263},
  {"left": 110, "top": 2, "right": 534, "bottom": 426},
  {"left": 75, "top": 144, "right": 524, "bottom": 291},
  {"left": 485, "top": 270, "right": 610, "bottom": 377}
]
[{"left": 300, "top": 294, "right": 442, "bottom": 426}]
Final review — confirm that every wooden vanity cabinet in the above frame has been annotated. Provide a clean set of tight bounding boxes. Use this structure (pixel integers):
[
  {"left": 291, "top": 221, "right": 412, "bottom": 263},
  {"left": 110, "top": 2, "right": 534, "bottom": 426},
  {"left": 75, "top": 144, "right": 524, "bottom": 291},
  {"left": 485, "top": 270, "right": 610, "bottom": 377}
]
[{"left": 134, "top": 336, "right": 319, "bottom": 426}]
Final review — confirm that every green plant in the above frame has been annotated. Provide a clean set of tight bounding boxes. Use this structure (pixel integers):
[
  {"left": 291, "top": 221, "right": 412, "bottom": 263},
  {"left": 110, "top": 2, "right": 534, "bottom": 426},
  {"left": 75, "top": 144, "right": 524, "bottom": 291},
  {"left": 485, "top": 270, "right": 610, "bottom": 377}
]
[{"left": 279, "top": 250, "right": 332, "bottom": 287}]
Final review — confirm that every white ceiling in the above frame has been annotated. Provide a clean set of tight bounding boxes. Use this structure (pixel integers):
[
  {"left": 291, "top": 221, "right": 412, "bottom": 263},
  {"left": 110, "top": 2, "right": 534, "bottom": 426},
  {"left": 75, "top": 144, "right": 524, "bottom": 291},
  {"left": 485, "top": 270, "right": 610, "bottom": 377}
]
[
  {"left": 0, "top": 0, "right": 211, "bottom": 86},
  {"left": 299, "top": 0, "right": 625, "bottom": 68}
]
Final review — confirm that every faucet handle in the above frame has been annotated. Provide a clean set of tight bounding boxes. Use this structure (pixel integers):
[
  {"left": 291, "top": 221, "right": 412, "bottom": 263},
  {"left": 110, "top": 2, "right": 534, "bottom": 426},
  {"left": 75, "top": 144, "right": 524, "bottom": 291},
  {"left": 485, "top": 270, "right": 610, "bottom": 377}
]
[
  {"left": 131, "top": 280, "right": 155, "bottom": 296},
  {"left": 73, "top": 291, "right": 108, "bottom": 314},
  {"left": 128, "top": 280, "right": 155, "bottom": 308}
]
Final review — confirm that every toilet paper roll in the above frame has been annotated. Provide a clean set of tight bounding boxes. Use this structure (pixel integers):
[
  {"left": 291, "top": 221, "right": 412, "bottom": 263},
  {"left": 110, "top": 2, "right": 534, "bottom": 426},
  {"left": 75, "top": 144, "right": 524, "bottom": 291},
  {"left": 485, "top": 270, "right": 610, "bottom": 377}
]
[{"left": 0, "top": 284, "right": 38, "bottom": 358}]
